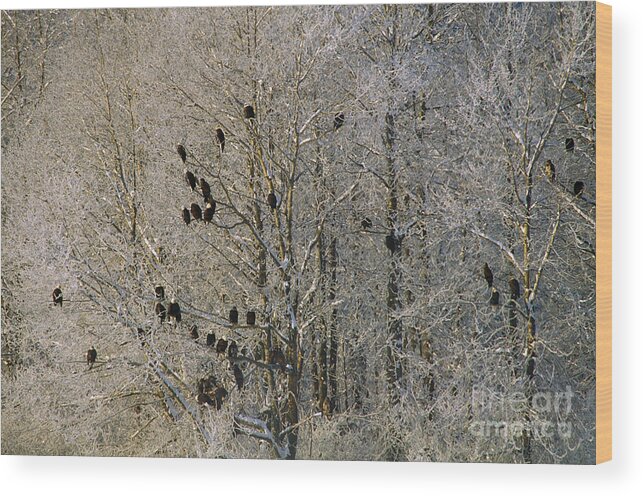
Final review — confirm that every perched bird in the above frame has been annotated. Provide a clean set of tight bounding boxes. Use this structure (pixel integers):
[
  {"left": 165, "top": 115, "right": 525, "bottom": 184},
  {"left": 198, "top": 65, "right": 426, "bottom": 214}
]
[
  {"left": 246, "top": 310, "right": 256, "bottom": 326},
  {"left": 213, "top": 386, "right": 228, "bottom": 410},
  {"left": 509, "top": 278, "right": 520, "bottom": 301},
  {"left": 167, "top": 298, "right": 181, "bottom": 324},
  {"left": 232, "top": 364, "right": 244, "bottom": 390},
  {"left": 322, "top": 396, "right": 332, "bottom": 419},
  {"left": 197, "top": 392, "right": 215, "bottom": 406},
  {"left": 154, "top": 285, "right": 165, "bottom": 300},
  {"left": 385, "top": 233, "right": 401, "bottom": 254},
  {"left": 206, "top": 332, "right": 216, "bottom": 347},
  {"left": 228, "top": 341, "right": 238, "bottom": 359},
  {"left": 182, "top": 207, "right": 191, "bottom": 226},
  {"left": 155, "top": 302, "right": 167, "bottom": 323},
  {"left": 229, "top": 306, "right": 239, "bottom": 324},
  {"left": 490, "top": 288, "right": 500, "bottom": 307},
  {"left": 267, "top": 192, "right": 277, "bottom": 210},
  {"left": 215, "top": 128, "right": 225, "bottom": 153},
  {"left": 185, "top": 169, "right": 197, "bottom": 191},
  {"left": 86, "top": 346, "right": 97, "bottom": 369},
  {"left": 200, "top": 178, "right": 211, "bottom": 201},
  {"left": 177, "top": 144, "right": 187, "bottom": 163},
  {"left": 190, "top": 203, "right": 202, "bottom": 222},
  {"left": 565, "top": 138, "right": 575, "bottom": 153},
  {"left": 203, "top": 202, "right": 215, "bottom": 224},
  {"left": 574, "top": 181, "right": 584, "bottom": 197},
  {"left": 544, "top": 160, "right": 556, "bottom": 182},
  {"left": 361, "top": 217, "right": 373, "bottom": 230},
  {"left": 243, "top": 104, "right": 255, "bottom": 119},
  {"left": 216, "top": 338, "right": 228, "bottom": 354},
  {"left": 189, "top": 324, "right": 199, "bottom": 340},
  {"left": 333, "top": 112, "right": 345, "bottom": 130},
  {"left": 52, "top": 286, "right": 63, "bottom": 307},
  {"left": 483, "top": 263, "right": 493, "bottom": 288}
]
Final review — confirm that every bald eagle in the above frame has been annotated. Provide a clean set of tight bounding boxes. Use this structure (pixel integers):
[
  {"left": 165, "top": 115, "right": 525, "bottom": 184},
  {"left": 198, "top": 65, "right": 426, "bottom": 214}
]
[
  {"left": 206, "top": 332, "right": 216, "bottom": 347},
  {"left": 215, "top": 128, "right": 225, "bottom": 153},
  {"left": 86, "top": 346, "right": 97, "bottom": 369},
  {"left": 246, "top": 310, "right": 256, "bottom": 325},
  {"left": 544, "top": 160, "right": 556, "bottom": 182},
  {"left": 565, "top": 138, "right": 574, "bottom": 153},
  {"left": 52, "top": 286, "right": 63, "bottom": 307},
  {"left": 483, "top": 263, "right": 493, "bottom": 288},
  {"left": 167, "top": 298, "right": 181, "bottom": 324},
  {"left": 490, "top": 288, "right": 500, "bottom": 307},
  {"left": 189, "top": 324, "right": 199, "bottom": 340},
  {"left": 243, "top": 104, "right": 255, "bottom": 119},
  {"left": 197, "top": 392, "right": 215, "bottom": 406},
  {"left": 509, "top": 278, "right": 520, "bottom": 301},
  {"left": 154, "top": 285, "right": 165, "bottom": 300},
  {"left": 228, "top": 340, "right": 238, "bottom": 359},
  {"left": 191, "top": 203, "right": 202, "bottom": 222},
  {"left": 333, "top": 112, "right": 345, "bottom": 130},
  {"left": 203, "top": 203, "right": 215, "bottom": 224},
  {"left": 216, "top": 338, "right": 228, "bottom": 354},
  {"left": 177, "top": 144, "right": 187, "bottom": 163},
  {"left": 385, "top": 232, "right": 402, "bottom": 254},
  {"left": 199, "top": 178, "right": 211, "bottom": 200},
  {"left": 182, "top": 207, "right": 191, "bottom": 225},
  {"left": 229, "top": 306, "right": 239, "bottom": 324},
  {"left": 232, "top": 364, "right": 244, "bottom": 390},
  {"left": 185, "top": 169, "right": 196, "bottom": 191},
  {"left": 267, "top": 192, "right": 277, "bottom": 210},
  {"left": 155, "top": 302, "right": 167, "bottom": 323},
  {"left": 213, "top": 386, "right": 228, "bottom": 410},
  {"left": 361, "top": 217, "right": 373, "bottom": 230},
  {"left": 574, "top": 181, "right": 584, "bottom": 197}
]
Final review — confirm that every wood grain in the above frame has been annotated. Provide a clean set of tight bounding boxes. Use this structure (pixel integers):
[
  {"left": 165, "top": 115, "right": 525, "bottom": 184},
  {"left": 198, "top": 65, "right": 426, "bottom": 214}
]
[{"left": 596, "top": 1, "right": 612, "bottom": 464}]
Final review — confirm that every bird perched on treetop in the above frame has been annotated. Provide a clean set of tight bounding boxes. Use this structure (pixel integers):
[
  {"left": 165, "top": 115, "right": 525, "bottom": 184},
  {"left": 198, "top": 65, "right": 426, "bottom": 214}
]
[
  {"left": 86, "top": 346, "right": 97, "bottom": 369},
  {"left": 184, "top": 169, "right": 196, "bottom": 191},
  {"left": 229, "top": 306, "right": 239, "bottom": 324},
  {"left": 483, "top": 263, "right": 493, "bottom": 288},
  {"left": 574, "top": 181, "right": 584, "bottom": 197},
  {"left": 177, "top": 144, "right": 187, "bottom": 163},
  {"left": 243, "top": 104, "right": 255, "bottom": 119},
  {"left": 52, "top": 285, "right": 63, "bottom": 307},
  {"left": 215, "top": 128, "right": 225, "bottom": 153}
]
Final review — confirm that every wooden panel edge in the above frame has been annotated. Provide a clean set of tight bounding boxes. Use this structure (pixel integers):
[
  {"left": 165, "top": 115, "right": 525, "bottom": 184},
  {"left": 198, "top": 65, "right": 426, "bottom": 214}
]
[{"left": 595, "top": 1, "right": 612, "bottom": 465}]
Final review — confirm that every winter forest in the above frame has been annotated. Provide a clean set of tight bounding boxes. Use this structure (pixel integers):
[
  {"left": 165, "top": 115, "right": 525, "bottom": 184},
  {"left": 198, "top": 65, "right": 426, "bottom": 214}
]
[{"left": 1, "top": 2, "right": 597, "bottom": 463}]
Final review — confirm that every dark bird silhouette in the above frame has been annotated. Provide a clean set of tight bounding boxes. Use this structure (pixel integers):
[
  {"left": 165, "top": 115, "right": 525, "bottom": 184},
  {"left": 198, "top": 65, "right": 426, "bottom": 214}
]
[
  {"left": 154, "top": 285, "right": 165, "bottom": 300},
  {"left": 228, "top": 341, "right": 238, "bottom": 359},
  {"left": 483, "top": 263, "right": 493, "bottom": 288},
  {"left": 190, "top": 203, "right": 202, "bottom": 222},
  {"left": 182, "top": 207, "right": 191, "bottom": 226},
  {"left": 243, "top": 104, "right": 255, "bottom": 119},
  {"left": 232, "top": 364, "right": 244, "bottom": 390},
  {"left": 509, "top": 278, "right": 520, "bottom": 301},
  {"left": 203, "top": 202, "right": 215, "bottom": 224},
  {"left": 565, "top": 138, "right": 575, "bottom": 153},
  {"left": 167, "top": 298, "right": 181, "bottom": 324},
  {"left": 200, "top": 178, "right": 211, "bottom": 200},
  {"left": 215, "top": 128, "right": 225, "bottom": 153},
  {"left": 52, "top": 286, "right": 63, "bottom": 307},
  {"left": 544, "top": 160, "right": 556, "bottom": 182},
  {"left": 213, "top": 386, "right": 228, "bottom": 410},
  {"left": 197, "top": 392, "right": 215, "bottom": 406},
  {"left": 322, "top": 396, "right": 332, "bottom": 419},
  {"left": 490, "top": 288, "right": 500, "bottom": 307},
  {"left": 155, "top": 302, "right": 167, "bottom": 323},
  {"left": 185, "top": 169, "right": 197, "bottom": 191},
  {"left": 177, "top": 144, "right": 187, "bottom": 163},
  {"left": 333, "top": 112, "right": 345, "bottom": 130},
  {"left": 206, "top": 332, "right": 216, "bottom": 347},
  {"left": 189, "top": 324, "right": 199, "bottom": 340},
  {"left": 574, "top": 181, "right": 584, "bottom": 197},
  {"left": 229, "top": 306, "right": 239, "bottom": 324},
  {"left": 86, "top": 346, "right": 97, "bottom": 369},
  {"left": 385, "top": 232, "right": 401, "bottom": 254},
  {"left": 267, "top": 192, "right": 277, "bottom": 210},
  {"left": 361, "top": 217, "right": 373, "bottom": 230},
  {"left": 270, "top": 347, "right": 286, "bottom": 372},
  {"left": 246, "top": 310, "right": 256, "bottom": 326},
  {"left": 216, "top": 338, "right": 228, "bottom": 354}
]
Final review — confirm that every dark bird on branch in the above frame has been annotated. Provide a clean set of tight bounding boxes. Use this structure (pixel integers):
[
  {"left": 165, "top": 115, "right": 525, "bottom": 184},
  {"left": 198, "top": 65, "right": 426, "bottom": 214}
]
[
  {"left": 177, "top": 144, "right": 187, "bottom": 163},
  {"left": 191, "top": 203, "right": 202, "bottom": 222},
  {"left": 490, "top": 288, "right": 500, "bottom": 307},
  {"left": 229, "top": 306, "right": 239, "bottom": 324},
  {"left": 243, "top": 104, "right": 255, "bottom": 119},
  {"left": 385, "top": 232, "right": 402, "bottom": 254},
  {"left": 544, "top": 160, "right": 556, "bottom": 182},
  {"left": 361, "top": 217, "right": 373, "bottom": 230},
  {"left": 333, "top": 112, "right": 345, "bottom": 130},
  {"left": 267, "top": 192, "right": 277, "bottom": 210},
  {"left": 154, "top": 285, "right": 165, "bottom": 300},
  {"left": 168, "top": 298, "right": 181, "bottom": 324},
  {"left": 155, "top": 302, "right": 167, "bottom": 323},
  {"left": 565, "top": 138, "right": 575, "bottom": 153},
  {"left": 185, "top": 169, "right": 196, "bottom": 191},
  {"left": 52, "top": 286, "right": 63, "bottom": 307},
  {"left": 213, "top": 386, "right": 228, "bottom": 410},
  {"left": 216, "top": 338, "right": 228, "bottom": 354},
  {"left": 203, "top": 202, "right": 215, "bottom": 224},
  {"left": 574, "top": 181, "right": 584, "bottom": 197},
  {"left": 232, "top": 364, "right": 244, "bottom": 390},
  {"left": 197, "top": 392, "right": 215, "bottom": 406},
  {"left": 206, "top": 332, "right": 216, "bottom": 347},
  {"left": 200, "top": 178, "right": 211, "bottom": 200},
  {"left": 228, "top": 341, "right": 238, "bottom": 359},
  {"left": 483, "top": 263, "right": 493, "bottom": 288},
  {"left": 86, "top": 346, "right": 97, "bottom": 369},
  {"left": 189, "top": 324, "right": 199, "bottom": 340},
  {"left": 182, "top": 207, "right": 191, "bottom": 226},
  {"left": 509, "top": 278, "right": 520, "bottom": 301},
  {"left": 215, "top": 128, "right": 225, "bottom": 153},
  {"left": 246, "top": 310, "right": 256, "bottom": 326}
]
